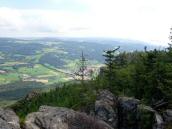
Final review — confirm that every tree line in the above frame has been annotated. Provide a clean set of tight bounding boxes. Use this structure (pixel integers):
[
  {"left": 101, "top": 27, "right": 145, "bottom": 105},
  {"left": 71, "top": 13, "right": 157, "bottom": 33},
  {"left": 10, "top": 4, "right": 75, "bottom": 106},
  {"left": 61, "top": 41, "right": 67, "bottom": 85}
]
[{"left": 101, "top": 29, "right": 172, "bottom": 108}]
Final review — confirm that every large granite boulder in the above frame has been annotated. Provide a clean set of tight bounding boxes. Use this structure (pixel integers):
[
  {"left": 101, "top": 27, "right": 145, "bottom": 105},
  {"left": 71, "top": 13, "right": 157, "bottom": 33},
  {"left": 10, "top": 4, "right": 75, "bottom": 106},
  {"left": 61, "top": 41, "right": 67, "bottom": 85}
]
[
  {"left": 95, "top": 90, "right": 118, "bottom": 129},
  {"left": 24, "top": 106, "right": 113, "bottom": 129},
  {"left": 118, "top": 97, "right": 140, "bottom": 129},
  {"left": 0, "top": 108, "right": 21, "bottom": 129}
]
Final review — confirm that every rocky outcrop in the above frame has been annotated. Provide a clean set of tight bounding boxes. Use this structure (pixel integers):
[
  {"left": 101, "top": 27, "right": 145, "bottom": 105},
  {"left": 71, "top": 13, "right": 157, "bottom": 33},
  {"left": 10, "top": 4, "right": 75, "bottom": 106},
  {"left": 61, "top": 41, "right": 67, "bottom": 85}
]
[
  {"left": 163, "top": 109, "right": 172, "bottom": 123},
  {"left": 95, "top": 90, "right": 118, "bottom": 129},
  {"left": 0, "top": 108, "right": 21, "bottom": 129},
  {"left": 94, "top": 90, "right": 166, "bottom": 129},
  {"left": 118, "top": 97, "right": 140, "bottom": 129},
  {"left": 2, "top": 89, "right": 170, "bottom": 129},
  {"left": 163, "top": 109, "right": 172, "bottom": 129},
  {"left": 153, "top": 112, "right": 164, "bottom": 129},
  {"left": 24, "top": 106, "right": 113, "bottom": 129}
]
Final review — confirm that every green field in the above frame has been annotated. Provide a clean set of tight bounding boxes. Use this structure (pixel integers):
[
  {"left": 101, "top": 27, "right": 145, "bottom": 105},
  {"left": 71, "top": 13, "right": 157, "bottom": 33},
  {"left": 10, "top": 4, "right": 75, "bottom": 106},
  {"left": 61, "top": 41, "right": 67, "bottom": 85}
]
[
  {"left": 0, "top": 38, "right": 117, "bottom": 107},
  {"left": 18, "top": 64, "right": 54, "bottom": 76},
  {"left": 0, "top": 73, "right": 20, "bottom": 85}
]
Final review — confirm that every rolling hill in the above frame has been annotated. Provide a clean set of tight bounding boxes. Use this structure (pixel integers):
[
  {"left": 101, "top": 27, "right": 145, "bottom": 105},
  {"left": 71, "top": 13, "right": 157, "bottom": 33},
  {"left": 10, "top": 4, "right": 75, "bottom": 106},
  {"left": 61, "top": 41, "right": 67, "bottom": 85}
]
[{"left": 0, "top": 37, "right": 157, "bottom": 106}]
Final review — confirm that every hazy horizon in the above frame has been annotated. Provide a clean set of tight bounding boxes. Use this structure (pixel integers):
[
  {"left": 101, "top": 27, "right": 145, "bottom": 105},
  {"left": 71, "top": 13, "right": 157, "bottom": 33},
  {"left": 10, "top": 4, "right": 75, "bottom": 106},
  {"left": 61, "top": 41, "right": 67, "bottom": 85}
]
[{"left": 0, "top": 0, "right": 172, "bottom": 46}]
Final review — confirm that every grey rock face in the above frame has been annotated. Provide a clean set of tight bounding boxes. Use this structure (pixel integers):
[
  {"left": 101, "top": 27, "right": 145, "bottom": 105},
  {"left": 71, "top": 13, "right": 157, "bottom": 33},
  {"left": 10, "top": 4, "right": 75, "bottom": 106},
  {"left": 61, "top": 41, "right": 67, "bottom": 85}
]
[
  {"left": 118, "top": 97, "right": 140, "bottom": 129},
  {"left": 153, "top": 112, "right": 164, "bottom": 129},
  {"left": 24, "top": 106, "right": 113, "bottom": 129},
  {"left": 95, "top": 90, "right": 118, "bottom": 129},
  {"left": 0, "top": 108, "right": 21, "bottom": 129},
  {"left": 163, "top": 109, "right": 172, "bottom": 129},
  {"left": 163, "top": 109, "right": 172, "bottom": 122}
]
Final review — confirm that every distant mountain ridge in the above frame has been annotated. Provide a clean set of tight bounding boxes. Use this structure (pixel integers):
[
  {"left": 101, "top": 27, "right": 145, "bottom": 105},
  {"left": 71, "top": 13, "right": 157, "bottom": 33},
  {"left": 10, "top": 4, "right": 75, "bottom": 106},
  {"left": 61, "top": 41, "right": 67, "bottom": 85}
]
[
  {"left": 60, "top": 37, "right": 160, "bottom": 51},
  {"left": 5, "top": 37, "right": 160, "bottom": 50}
]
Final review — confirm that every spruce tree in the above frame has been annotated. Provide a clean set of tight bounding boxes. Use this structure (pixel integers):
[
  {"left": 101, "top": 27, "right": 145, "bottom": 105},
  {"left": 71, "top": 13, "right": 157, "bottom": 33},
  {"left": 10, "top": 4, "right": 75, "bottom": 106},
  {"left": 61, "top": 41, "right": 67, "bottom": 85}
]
[
  {"left": 103, "top": 47, "right": 120, "bottom": 91},
  {"left": 115, "top": 52, "right": 127, "bottom": 68},
  {"left": 132, "top": 52, "right": 146, "bottom": 99},
  {"left": 162, "top": 28, "right": 172, "bottom": 106},
  {"left": 144, "top": 49, "right": 164, "bottom": 104},
  {"left": 74, "top": 51, "right": 87, "bottom": 85}
]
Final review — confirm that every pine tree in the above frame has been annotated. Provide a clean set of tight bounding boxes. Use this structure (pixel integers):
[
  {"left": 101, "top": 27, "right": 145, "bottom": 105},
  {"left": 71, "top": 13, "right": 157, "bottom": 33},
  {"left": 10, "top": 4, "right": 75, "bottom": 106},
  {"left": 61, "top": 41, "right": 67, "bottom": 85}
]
[
  {"left": 115, "top": 52, "right": 127, "bottom": 68},
  {"left": 132, "top": 49, "right": 166, "bottom": 104},
  {"left": 74, "top": 51, "right": 87, "bottom": 85},
  {"left": 144, "top": 49, "right": 164, "bottom": 104},
  {"left": 103, "top": 47, "right": 120, "bottom": 90},
  {"left": 161, "top": 28, "right": 172, "bottom": 106},
  {"left": 132, "top": 52, "right": 146, "bottom": 99}
]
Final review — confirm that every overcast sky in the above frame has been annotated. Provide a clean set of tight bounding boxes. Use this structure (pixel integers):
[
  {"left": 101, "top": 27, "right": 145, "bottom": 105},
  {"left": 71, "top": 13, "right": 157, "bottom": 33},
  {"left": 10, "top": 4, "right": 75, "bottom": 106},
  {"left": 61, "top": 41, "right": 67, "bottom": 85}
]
[{"left": 0, "top": 0, "right": 172, "bottom": 45}]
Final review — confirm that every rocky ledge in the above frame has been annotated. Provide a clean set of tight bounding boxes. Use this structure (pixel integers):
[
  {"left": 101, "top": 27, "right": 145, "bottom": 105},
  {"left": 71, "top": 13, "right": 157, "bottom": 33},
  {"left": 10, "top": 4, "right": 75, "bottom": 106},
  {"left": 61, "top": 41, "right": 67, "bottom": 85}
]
[
  {"left": 0, "top": 108, "right": 20, "bottom": 129},
  {"left": 24, "top": 106, "right": 113, "bottom": 129},
  {"left": 0, "top": 90, "right": 172, "bottom": 129}
]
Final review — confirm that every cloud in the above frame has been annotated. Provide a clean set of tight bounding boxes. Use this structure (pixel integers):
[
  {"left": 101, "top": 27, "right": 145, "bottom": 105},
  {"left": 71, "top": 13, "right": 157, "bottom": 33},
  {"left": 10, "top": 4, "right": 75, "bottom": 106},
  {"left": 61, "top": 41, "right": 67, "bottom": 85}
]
[
  {"left": 0, "top": 7, "right": 92, "bottom": 37},
  {"left": 77, "top": 0, "right": 172, "bottom": 45},
  {"left": 0, "top": 0, "right": 172, "bottom": 46},
  {"left": 0, "top": 8, "right": 59, "bottom": 35}
]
